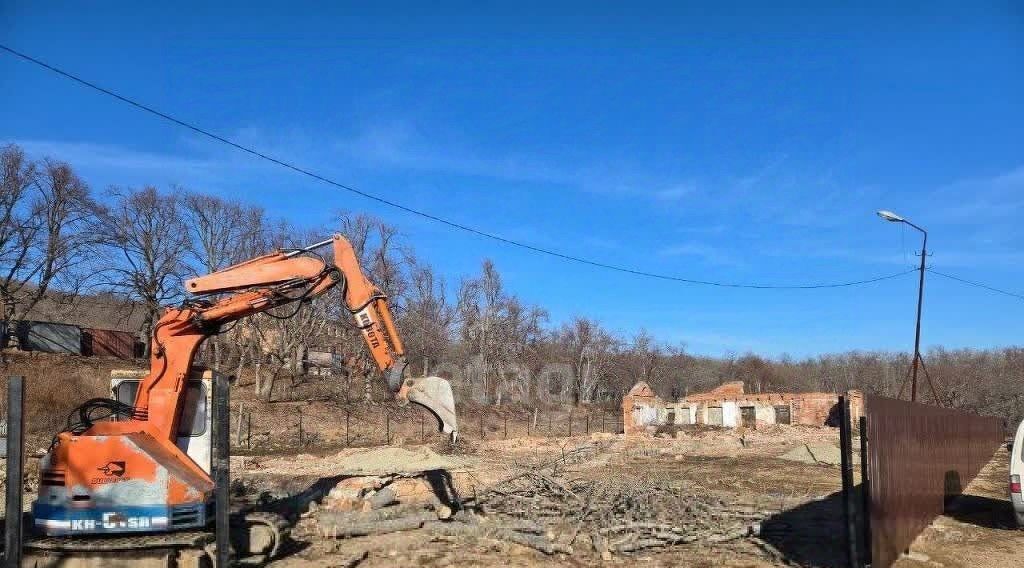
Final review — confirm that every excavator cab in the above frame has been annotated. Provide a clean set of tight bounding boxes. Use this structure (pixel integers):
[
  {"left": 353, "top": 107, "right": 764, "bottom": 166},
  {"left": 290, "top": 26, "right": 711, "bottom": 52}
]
[{"left": 111, "top": 369, "right": 214, "bottom": 477}]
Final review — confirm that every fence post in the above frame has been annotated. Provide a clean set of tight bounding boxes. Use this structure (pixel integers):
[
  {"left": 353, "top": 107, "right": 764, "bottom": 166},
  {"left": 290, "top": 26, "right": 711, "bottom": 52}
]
[
  {"left": 386, "top": 412, "right": 391, "bottom": 445},
  {"left": 421, "top": 412, "right": 425, "bottom": 442},
  {"left": 504, "top": 415, "right": 508, "bottom": 439},
  {"left": 247, "top": 412, "right": 252, "bottom": 449},
  {"left": 527, "top": 413, "right": 531, "bottom": 437},
  {"left": 548, "top": 412, "right": 552, "bottom": 433},
  {"left": 838, "top": 396, "right": 859, "bottom": 568},
  {"left": 532, "top": 407, "right": 538, "bottom": 432},
  {"left": 213, "top": 373, "right": 231, "bottom": 568},
  {"left": 568, "top": 410, "right": 573, "bottom": 437},
  {"left": 479, "top": 414, "right": 484, "bottom": 440},
  {"left": 5, "top": 376, "right": 25, "bottom": 568},
  {"left": 297, "top": 409, "right": 303, "bottom": 447},
  {"left": 859, "top": 415, "right": 871, "bottom": 565},
  {"left": 586, "top": 414, "right": 590, "bottom": 435}
]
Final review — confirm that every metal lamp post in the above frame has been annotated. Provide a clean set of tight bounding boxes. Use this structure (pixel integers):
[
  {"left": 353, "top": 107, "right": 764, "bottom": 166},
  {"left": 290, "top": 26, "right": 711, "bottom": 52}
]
[{"left": 876, "top": 210, "right": 928, "bottom": 402}]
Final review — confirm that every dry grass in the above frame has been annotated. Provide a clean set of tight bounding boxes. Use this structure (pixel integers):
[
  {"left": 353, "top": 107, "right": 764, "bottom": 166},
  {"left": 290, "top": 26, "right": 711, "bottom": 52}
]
[{"left": 0, "top": 351, "right": 145, "bottom": 443}]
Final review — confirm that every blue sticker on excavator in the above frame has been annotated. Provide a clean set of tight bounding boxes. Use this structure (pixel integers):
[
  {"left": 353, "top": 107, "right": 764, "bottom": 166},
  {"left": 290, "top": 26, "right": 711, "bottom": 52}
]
[{"left": 32, "top": 503, "right": 208, "bottom": 535}]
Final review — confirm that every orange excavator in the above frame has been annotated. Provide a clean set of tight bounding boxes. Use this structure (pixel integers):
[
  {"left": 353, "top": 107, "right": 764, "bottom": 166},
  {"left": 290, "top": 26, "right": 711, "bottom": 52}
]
[{"left": 31, "top": 234, "right": 458, "bottom": 543}]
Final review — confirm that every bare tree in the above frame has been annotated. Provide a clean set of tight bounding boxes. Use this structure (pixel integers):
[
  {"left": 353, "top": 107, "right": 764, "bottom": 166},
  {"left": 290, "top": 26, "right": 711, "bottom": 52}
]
[
  {"left": 554, "top": 317, "right": 616, "bottom": 405},
  {"left": 246, "top": 297, "right": 332, "bottom": 401},
  {"left": 0, "top": 145, "right": 37, "bottom": 321},
  {"left": 401, "top": 259, "right": 454, "bottom": 375},
  {"left": 181, "top": 190, "right": 263, "bottom": 274},
  {"left": 181, "top": 190, "right": 267, "bottom": 367},
  {"left": 626, "top": 330, "right": 663, "bottom": 384},
  {"left": 0, "top": 145, "right": 102, "bottom": 334},
  {"left": 493, "top": 296, "right": 546, "bottom": 404},
  {"left": 457, "top": 259, "right": 547, "bottom": 405},
  {"left": 98, "top": 186, "right": 190, "bottom": 348},
  {"left": 337, "top": 212, "right": 408, "bottom": 304}
]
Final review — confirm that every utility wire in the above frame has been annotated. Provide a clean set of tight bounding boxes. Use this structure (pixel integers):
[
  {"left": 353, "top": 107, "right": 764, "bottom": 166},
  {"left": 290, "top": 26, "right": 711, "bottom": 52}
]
[
  {"left": 1, "top": 44, "right": 916, "bottom": 290},
  {"left": 926, "top": 269, "right": 1024, "bottom": 302}
]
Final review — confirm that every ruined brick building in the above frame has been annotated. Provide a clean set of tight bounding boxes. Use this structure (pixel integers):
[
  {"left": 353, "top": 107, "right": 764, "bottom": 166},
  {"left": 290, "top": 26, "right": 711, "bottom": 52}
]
[{"left": 622, "top": 380, "right": 863, "bottom": 435}]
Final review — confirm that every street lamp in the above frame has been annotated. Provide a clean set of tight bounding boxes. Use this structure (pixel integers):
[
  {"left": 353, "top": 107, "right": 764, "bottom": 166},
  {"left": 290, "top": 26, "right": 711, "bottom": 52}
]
[{"left": 876, "top": 210, "right": 929, "bottom": 402}]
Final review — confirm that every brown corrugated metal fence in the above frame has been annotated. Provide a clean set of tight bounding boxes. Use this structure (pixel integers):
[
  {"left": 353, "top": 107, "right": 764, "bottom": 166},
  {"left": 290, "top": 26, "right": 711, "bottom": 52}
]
[
  {"left": 864, "top": 395, "right": 1004, "bottom": 567},
  {"left": 81, "top": 327, "right": 138, "bottom": 359}
]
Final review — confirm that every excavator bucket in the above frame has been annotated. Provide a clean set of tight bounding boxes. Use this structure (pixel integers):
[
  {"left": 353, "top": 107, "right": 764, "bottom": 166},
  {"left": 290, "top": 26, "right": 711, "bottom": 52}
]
[{"left": 397, "top": 376, "right": 459, "bottom": 442}]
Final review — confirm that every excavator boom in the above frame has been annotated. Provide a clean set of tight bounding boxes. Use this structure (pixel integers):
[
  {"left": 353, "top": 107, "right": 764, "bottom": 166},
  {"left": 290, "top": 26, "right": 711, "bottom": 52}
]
[{"left": 174, "top": 234, "right": 457, "bottom": 436}]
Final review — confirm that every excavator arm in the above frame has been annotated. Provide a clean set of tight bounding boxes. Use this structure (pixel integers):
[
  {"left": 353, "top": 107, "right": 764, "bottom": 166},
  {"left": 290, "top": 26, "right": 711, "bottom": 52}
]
[{"left": 137, "top": 234, "right": 457, "bottom": 443}]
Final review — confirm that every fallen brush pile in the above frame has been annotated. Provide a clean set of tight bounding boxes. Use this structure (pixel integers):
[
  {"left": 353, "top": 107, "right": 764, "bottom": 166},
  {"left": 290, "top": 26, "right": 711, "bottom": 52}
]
[
  {"left": 470, "top": 469, "right": 766, "bottom": 556},
  {"left": 301, "top": 444, "right": 773, "bottom": 559}
]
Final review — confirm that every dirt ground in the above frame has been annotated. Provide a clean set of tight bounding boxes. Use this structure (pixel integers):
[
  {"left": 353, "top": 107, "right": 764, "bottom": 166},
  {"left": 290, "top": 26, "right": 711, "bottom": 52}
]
[
  {"left": 239, "top": 428, "right": 1024, "bottom": 568},
  {"left": 229, "top": 425, "right": 851, "bottom": 567},
  {"left": 4, "top": 352, "right": 1018, "bottom": 566}
]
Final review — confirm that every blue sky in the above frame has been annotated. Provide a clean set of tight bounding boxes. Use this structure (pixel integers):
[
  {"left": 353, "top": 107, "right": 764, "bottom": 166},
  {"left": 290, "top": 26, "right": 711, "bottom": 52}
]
[{"left": 1, "top": 2, "right": 1021, "bottom": 356}]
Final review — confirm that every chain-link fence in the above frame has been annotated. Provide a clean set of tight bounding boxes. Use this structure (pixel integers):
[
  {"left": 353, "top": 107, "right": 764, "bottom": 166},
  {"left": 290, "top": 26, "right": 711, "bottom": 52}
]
[{"left": 230, "top": 402, "right": 625, "bottom": 453}]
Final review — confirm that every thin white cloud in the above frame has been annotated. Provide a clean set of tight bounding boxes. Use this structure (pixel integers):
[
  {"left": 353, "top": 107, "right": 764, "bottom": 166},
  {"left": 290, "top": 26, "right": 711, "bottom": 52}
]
[
  {"left": 12, "top": 139, "right": 215, "bottom": 174},
  {"left": 6, "top": 136, "right": 302, "bottom": 195},
  {"left": 332, "top": 120, "right": 695, "bottom": 200},
  {"left": 927, "top": 165, "right": 1024, "bottom": 224},
  {"left": 653, "top": 182, "right": 697, "bottom": 202}
]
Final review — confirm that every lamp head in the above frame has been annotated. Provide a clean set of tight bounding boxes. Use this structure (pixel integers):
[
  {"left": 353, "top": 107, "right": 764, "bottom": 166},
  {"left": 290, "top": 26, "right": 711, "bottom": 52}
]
[{"left": 876, "top": 210, "right": 905, "bottom": 223}]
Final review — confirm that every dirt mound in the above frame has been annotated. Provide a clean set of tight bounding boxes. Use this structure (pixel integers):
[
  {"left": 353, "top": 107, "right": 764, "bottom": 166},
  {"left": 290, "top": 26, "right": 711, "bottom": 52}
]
[{"left": 331, "top": 447, "right": 473, "bottom": 475}]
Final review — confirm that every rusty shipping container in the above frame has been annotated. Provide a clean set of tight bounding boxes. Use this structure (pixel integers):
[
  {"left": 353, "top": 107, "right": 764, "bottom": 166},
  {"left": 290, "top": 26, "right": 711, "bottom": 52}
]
[
  {"left": 81, "top": 327, "right": 138, "bottom": 359},
  {"left": 864, "top": 395, "right": 1004, "bottom": 568}
]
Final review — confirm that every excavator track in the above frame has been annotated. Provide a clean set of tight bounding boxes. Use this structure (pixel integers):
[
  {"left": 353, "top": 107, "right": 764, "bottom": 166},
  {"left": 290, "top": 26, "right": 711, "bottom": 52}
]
[
  {"left": 25, "top": 529, "right": 215, "bottom": 552},
  {"left": 23, "top": 512, "right": 290, "bottom": 567}
]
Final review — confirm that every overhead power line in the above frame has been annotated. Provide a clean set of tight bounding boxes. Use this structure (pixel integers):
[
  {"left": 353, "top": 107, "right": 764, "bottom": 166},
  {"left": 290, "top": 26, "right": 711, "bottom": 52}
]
[
  {"left": 926, "top": 269, "right": 1024, "bottom": 301},
  {"left": 1, "top": 44, "right": 916, "bottom": 290}
]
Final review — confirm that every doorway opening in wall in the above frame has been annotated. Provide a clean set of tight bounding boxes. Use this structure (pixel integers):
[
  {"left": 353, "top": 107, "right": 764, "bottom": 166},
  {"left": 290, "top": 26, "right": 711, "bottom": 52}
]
[
  {"left": 774, "top": 405, "right": 791, "bottom": 425},
  {"left": 740, "top": 406, "right": 756, "bottom": 428},
  {"left": 708, "top": 407, "right": 723, "bottom": 426},
  {"left": 666, "top": 411, "right": 675, "bottom": 425}
]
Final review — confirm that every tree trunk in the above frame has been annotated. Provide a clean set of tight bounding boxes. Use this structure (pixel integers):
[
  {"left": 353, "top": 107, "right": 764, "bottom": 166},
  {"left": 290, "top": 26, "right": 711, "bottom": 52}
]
[
  {"left": 494, "top": 362, "right": 503, "bottom": 406},
  {"left": 235, "top": 343, "right": 252, "bottom": 384},
  {"left": 141, "top": 318, "right": 155, "bottom": 358}
]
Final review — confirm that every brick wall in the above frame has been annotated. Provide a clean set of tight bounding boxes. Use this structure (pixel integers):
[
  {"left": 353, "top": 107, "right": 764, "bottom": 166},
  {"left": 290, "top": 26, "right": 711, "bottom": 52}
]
[{"left": 622, "top": 380, "right": 864, "bottom": 435}]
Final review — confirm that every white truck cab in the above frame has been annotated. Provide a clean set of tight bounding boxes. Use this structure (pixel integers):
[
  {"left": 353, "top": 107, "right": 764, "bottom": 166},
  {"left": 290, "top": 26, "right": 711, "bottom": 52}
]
[{"left": 1010, "top": 417, "right": 1024, "bottom": 527}]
